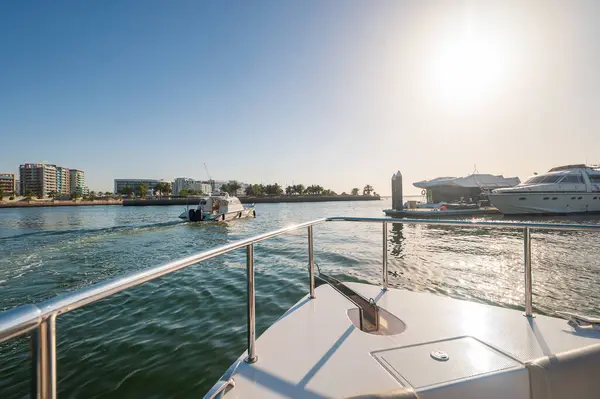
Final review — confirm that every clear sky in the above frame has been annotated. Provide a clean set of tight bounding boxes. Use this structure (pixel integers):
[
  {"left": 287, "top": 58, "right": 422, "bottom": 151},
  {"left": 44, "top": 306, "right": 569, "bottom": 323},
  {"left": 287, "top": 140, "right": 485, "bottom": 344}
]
[{"left": 2, "top": 1, "right": 600, "bottom": 194}]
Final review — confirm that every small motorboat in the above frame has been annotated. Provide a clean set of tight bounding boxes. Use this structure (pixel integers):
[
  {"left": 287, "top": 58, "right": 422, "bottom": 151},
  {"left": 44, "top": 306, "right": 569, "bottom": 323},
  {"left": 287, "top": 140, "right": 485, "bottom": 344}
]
[{"left": 178, "top": 193, "right": 256, "bottom": 222}]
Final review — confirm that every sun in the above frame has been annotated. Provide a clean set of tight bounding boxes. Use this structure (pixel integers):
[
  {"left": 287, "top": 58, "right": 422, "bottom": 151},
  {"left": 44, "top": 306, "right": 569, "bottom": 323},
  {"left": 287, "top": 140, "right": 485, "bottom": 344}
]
[{"left": 428, "top": 28, "right": 512, "bottom": 109}]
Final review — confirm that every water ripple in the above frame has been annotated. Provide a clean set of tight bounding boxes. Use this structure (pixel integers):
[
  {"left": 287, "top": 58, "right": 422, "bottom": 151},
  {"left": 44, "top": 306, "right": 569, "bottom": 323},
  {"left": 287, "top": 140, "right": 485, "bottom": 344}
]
[{"left": 1, "top": 202, "right": 600, "bottom": 397}]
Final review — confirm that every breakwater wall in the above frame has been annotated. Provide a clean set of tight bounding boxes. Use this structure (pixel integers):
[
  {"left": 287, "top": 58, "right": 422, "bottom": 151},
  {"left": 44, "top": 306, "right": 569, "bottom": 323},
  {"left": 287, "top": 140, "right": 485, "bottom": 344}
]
[
  {"left": 123, "top": 195, "right": 381, "bottom": 206},
  {"left": 0, "top": 200, "right": 123, "bottom": 208}
]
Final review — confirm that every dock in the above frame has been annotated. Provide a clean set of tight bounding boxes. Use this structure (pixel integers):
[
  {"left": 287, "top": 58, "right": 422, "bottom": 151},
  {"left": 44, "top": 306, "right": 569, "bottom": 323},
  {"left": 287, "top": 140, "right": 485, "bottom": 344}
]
[{"left": 383, "top": 207, "right": 501, "bottom": 218}]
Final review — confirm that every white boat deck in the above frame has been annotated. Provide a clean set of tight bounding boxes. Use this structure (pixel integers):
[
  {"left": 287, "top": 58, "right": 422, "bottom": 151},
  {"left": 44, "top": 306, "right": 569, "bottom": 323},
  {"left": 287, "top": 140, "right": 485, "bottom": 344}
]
[{"left": 220, "top": 283, "right": 600, "bottom": 399}]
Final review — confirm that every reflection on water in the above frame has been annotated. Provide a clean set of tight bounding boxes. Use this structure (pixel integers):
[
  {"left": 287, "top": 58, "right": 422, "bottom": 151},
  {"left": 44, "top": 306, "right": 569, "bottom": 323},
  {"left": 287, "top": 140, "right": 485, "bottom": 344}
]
[{"left": 389, "top": 223, "right": 405, "bottom": 258}]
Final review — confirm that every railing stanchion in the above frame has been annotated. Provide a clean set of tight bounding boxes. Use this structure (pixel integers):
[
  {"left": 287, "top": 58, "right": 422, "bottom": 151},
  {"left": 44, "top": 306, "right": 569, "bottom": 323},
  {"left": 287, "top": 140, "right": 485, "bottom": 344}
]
[
  {"left": 523, "top": 227, "right": 534, "bottom": 317},
  {"left": 47, "top": 314, "right": 57, "bottom": 399},
  {"left": 308, "top": 225, "right": 315, "bottom": 299},
  {"left": 31, "top": 318, "right": 53, "bottom": 399},
  {"left": 245, "top": 244, "right": 258, "bottom": 363},
  {"left": 382, "top": 222, "right": 388, "bottom": 290}
]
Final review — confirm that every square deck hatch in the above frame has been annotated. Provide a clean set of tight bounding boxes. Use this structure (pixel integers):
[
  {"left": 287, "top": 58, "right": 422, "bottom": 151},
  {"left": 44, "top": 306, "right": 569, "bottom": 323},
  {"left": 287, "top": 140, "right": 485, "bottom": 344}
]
[{"left": 373, "top": 337, "right": 522, "bottom": 389}]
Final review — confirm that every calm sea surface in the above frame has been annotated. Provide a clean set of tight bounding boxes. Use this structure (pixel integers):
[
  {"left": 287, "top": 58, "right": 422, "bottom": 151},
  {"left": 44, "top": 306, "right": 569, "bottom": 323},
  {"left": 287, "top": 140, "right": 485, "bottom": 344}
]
[{"left": 1, "top": 199, "right": 600, "bottom": 398}]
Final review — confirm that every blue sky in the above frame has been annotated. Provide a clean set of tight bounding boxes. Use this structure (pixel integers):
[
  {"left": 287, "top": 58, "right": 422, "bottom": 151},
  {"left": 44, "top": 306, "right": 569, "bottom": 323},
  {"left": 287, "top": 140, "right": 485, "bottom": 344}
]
[{"left": 2, "top": 1, "right": 600, "bottom": 194}]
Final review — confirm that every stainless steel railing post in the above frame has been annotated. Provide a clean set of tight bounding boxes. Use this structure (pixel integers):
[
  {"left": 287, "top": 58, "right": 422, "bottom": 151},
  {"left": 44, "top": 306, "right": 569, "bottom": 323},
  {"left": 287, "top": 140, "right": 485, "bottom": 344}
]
[
  {"left": 245, "top": 244, "right": 258, "bottom": 363},
  {"left": 382, "top": 222, "right": 388, "bottom": 290},
  {"left": 308, "top": 225, "right": 315, "bottom": 299},
  {"left": 523, "top": 227, "right": 534, "bottom": 317},
  {"left": 47, "top": 314, "right": 57, "bottom": 399},
  {"left": 31, "top": 315, "right": 56, "bottom": 399}
]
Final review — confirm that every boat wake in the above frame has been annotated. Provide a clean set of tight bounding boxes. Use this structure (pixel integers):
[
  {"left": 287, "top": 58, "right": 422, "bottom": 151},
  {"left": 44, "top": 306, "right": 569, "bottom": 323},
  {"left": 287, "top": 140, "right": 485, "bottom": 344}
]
[{"left": 0, "top": 220, "right": 187, "bottom": 241}]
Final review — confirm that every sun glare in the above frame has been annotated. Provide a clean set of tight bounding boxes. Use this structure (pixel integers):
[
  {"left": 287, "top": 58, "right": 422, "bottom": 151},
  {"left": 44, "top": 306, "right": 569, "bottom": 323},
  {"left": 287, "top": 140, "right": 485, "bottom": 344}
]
[{"left": 429, "top": 27, "right": 512, "bottom": 110}]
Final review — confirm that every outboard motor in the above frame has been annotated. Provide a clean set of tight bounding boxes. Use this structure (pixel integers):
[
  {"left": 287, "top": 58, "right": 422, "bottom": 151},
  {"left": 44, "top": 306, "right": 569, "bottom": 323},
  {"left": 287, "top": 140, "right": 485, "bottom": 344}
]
[{"left": 189, "top": 209, "right": 196, "bottom": 221}]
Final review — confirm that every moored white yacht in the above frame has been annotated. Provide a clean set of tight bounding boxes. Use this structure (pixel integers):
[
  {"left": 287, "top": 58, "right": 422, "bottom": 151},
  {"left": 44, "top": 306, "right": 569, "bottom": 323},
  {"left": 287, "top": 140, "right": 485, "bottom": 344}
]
[
  {"left": 178, "top": 192, "right": 256, "bottom": 221},
  {"left": 489, "top": 164, "right": 600, "bottom": 215}
]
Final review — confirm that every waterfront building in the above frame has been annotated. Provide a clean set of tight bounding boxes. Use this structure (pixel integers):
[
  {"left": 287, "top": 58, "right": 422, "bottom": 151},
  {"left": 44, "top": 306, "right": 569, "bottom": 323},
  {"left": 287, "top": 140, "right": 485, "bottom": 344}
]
[
  {"left": 0, "top": 173, "right": 16, "bottom": 195},
  {"left": 114, "top": 179, "right": 162, "bottom": 194},
  {"left": 56, "top": 167, "right": 71, "bottom": 195},
  {"left": 69, "top": 169, "right": 85, "bottom": 194},
  {"left": 172, "top": 178, "right": 212, "bottom": 195},
  {"left": 19, "top": 163, "right": 57, "bottom": 198}
]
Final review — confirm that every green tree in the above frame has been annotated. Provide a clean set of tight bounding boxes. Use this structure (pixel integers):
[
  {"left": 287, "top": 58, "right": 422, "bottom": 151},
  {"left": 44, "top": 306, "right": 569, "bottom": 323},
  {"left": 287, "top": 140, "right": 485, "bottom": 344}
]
[
  {"left": 245, "top": 184, "right": 263, "bottom": 196},
  {"left": 0, "top": 188, "right": 4, "bottom": 201},
  {"left": 341, "top": 192, "right": 348, "bottom": 196},
  {"left": 306, "top": 185, "right": 323, "bottom": 195},
  {"left": 121, "top": 186, "right": 134, "bottom": 198},
  {"left": 226, "top": 180, "right": 241, "bottom": 196},
  {"left": 71, "top": 191, "right": 81, "bottom": 200},
  {"left": 89, "top": 191, "right": 97, "bottom": 200},
  {"left": 363, "top": 185, "right": 374, "bottom": 196},
  {"left": 264, "top": 183, "right": 282, "bottom": 196},
  {"left": 153, "top": 182, "right": 171, "bottom": 197},
  {"left": 48, "top": 190, "right": 57, "bottom": 199},
  {"left": 137, "top": 183, "right": 148, "bottom": 198},
  {"left": 294, "top": 184, "right": 305, "bottom": 195},
  {"left": 25, "top": 190, "right": 34, "bottom": 200},
  {"left": 285, "top": 185, "right": 294, "bottom": 195},
  {"left": 351, "top": 188, "right": 360, "bottom": 196}
]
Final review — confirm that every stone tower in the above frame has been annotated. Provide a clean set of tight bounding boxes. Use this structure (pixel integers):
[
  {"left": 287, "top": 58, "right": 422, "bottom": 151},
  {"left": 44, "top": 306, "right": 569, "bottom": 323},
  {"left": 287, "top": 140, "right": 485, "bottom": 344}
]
[{"left": 392, "top": 171, "right": 403, "bottom": 210}]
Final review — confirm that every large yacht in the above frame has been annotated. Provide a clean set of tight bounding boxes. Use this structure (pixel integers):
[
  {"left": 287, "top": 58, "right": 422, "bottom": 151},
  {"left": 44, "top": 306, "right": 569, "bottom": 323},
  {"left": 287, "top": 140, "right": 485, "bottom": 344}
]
[{"left": 488, "top": 164, "right": 600, "bottom": 215}]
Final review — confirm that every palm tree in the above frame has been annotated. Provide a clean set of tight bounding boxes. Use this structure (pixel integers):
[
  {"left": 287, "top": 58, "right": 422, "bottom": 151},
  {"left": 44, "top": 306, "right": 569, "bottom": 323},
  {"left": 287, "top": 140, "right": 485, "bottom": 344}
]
[
  {"left": 226, "top": 180, "right": 242, "bottom": 195},
  {"left": 341, "top": 192, "right": 348, "bottom": 196},
  {"left": 25, "top": 190, "right": 34, "bottom": 200},
  {"left": 351, "top": 188, "right": 359, "bottom": 196},
  {"left": 71, "top": 191, "right": 81, "bottom": 200},
  {"left": 363, "top": 185, "right": 374, "bottom": 196},
  {"left": 48, "top": 190, "right": 57, "bottom": 199},
  {"left": 137, "top": 183, "right": 148, "bottom": 198},
  {"left": 162, "top": 183, "right": 172, "bottom": 197},
  {"left": 294, "top": 184, "right": 305, "bottom": 195},
  {"left": 285, "top": 185, "right": 294, "bottom": 195},
  {"left": 0, "top": 188, "right": 4, "bottom": 201},
  {"left": 122, "top": 186, "right": 134, "bottom": 198}
]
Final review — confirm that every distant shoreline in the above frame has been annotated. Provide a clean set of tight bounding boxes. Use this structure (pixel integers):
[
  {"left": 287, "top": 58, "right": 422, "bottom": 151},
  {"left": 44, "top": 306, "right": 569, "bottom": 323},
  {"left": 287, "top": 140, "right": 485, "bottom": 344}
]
[
  {"left": 0, "top": 195, "right": 381, "bottom": 209},
  {"left": 0, "top": 199, "right": 123, "bottom": 209},
  {"left": 124, "top": 195, "right": 381, "bottom": 206}
]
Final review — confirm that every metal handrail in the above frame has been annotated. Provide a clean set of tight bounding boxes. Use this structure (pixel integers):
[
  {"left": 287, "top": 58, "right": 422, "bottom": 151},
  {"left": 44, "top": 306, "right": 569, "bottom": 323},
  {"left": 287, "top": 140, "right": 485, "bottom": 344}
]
[
  {"left": 326, "top": 216, "right": 600, "bottom": 231},
  {"left": 2, "top": 216, "right": 600, "bottom": 399}
]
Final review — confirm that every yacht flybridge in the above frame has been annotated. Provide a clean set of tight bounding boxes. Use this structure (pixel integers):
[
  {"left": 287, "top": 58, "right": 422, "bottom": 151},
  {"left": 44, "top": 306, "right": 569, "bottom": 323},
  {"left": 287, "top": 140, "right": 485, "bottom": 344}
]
[
  {"left": 489, "top": 164, "right": 600, "bottom": 215},
  {"left": 1, "top": 218, "right": 600, "bottom": 399}
]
